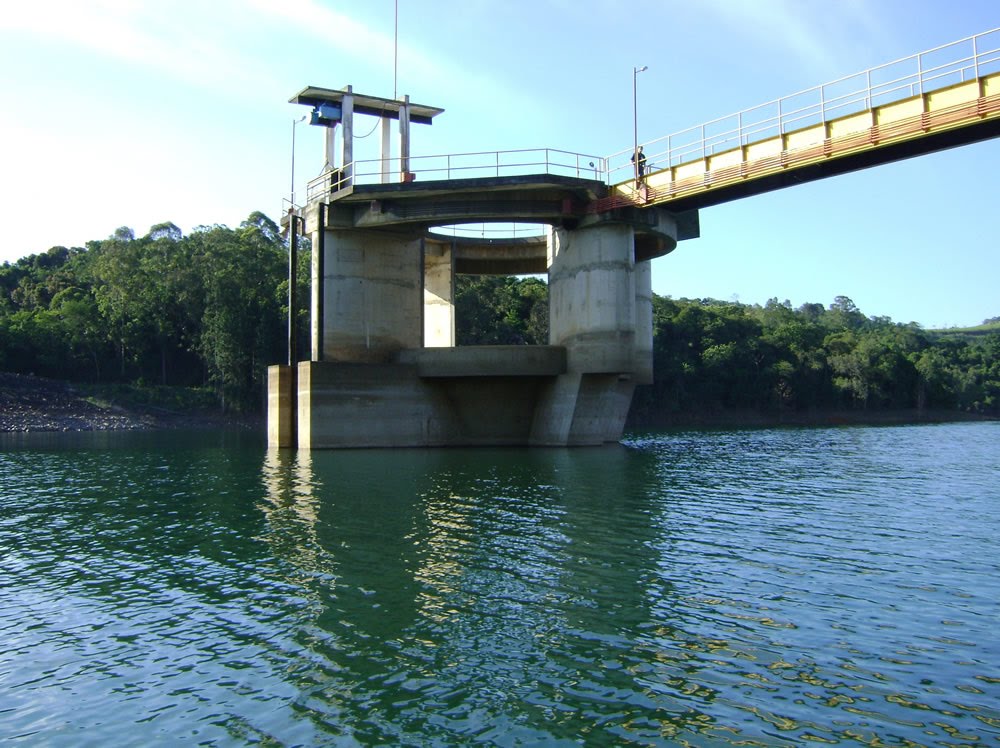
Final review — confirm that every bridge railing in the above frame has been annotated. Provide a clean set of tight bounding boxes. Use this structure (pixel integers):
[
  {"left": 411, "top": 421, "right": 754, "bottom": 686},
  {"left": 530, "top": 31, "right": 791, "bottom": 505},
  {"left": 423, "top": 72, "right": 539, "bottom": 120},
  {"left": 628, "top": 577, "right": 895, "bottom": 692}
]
[
  {"left": 307, "top": 147, "right": 607, "bottom": 203},
  {"left": 606, "top": 27, "right": 1000, "bottom": 184},
  {"left": 302, "top": 27, "right": 999, "bottom": 205}
]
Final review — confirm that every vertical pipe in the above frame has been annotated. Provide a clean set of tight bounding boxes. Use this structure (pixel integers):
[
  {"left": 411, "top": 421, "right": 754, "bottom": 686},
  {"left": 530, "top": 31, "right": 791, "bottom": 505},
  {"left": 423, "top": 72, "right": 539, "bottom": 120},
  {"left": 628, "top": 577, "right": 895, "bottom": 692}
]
[
  {"left": 394, "top": 0, "right": 399, "bottom": 100},
  {"left": 342, "top": 86, "right": 354, "bottom": 186},
  {"left": 380, "top": 117, "right": 392, "bottom": 183},
  {"left": 399, "top": 94, "right": 410, "bottom": 180},
  {"left": 291, "top": 118, "right": 297, "bottom": 206},
  {"left": 633, "top": 68, "right": 638, "bottom": 181},
  {"left": 288, "top": 212, "right": 298, "bottom": 369},
  {"left": 287, "top": 210, "right": 299, "bottom": 445}
]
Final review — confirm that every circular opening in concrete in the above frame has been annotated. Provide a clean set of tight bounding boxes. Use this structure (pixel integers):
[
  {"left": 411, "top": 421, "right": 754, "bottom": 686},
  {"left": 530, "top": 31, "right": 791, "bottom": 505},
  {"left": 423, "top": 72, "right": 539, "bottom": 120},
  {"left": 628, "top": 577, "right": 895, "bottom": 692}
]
[{"left": 430, "top": 222, "right": 547, "bottom": 241}]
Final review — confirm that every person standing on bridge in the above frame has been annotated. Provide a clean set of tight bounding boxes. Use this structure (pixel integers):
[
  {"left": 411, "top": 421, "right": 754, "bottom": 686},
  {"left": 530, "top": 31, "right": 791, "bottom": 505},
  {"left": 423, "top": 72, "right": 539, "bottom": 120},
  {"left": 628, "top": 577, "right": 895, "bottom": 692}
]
[{"left": 632, "top": 145, "right": 647, "bottom": 181}]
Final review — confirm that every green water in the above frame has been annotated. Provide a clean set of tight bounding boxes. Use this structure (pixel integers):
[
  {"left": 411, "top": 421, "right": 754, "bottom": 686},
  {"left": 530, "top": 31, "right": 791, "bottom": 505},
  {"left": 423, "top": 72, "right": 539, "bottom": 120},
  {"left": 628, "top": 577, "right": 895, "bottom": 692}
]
[{"left": 2, "top": 423, "right": 998, "bottom": 746}]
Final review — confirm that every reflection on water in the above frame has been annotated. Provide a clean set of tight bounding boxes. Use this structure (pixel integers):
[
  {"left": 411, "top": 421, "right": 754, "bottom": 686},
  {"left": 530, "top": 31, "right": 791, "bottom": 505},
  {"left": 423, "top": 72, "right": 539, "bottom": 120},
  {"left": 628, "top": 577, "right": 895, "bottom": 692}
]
[{"left": 2, "top": 424, "right": 999, "bottom": 745}]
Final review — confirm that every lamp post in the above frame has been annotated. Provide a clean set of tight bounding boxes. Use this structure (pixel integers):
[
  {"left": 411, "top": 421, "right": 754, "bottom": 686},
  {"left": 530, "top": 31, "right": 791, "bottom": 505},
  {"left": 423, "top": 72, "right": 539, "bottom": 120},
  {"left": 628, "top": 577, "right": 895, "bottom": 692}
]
[
  {"left": 291, "top": 114, "right": 306, "bottom": 207},
  {"left": 287, "top": 114, "right": 308, "bottom": 442},
  {"left": 633, "top": 65, "right": 647, "bottom": 182}
]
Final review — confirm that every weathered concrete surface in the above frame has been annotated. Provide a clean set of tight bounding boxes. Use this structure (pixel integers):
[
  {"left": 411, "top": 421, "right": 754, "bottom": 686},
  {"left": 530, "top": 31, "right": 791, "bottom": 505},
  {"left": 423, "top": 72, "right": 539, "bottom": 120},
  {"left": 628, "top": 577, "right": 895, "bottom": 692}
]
[
  {"left": 548, "top": 222, "right": 637, "bottom": 375},
  {"left": 423, "top": 242, "right": 454, "bottom": 347},
  {"left": 634, "top": 260, "right": 654, "bottom": 385},
  {"left": 267, "top": 365, "right": 296, "bottom": 448},
  {"left": 398, "top": 346, "right": 566, "bottom": 378},
  {"left": 317, "top": 226, "right": 423, "bottom": 362},
  {"left": 296, "top": 359, "right": 557, "bottom": 448}
]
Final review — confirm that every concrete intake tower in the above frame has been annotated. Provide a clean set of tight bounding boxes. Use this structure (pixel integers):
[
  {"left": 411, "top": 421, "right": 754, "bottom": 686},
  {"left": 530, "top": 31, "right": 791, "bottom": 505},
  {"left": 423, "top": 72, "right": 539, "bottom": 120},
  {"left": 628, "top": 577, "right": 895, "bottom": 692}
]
[{"left": 268, "top": 86, "right": 699, "bottom": 448}]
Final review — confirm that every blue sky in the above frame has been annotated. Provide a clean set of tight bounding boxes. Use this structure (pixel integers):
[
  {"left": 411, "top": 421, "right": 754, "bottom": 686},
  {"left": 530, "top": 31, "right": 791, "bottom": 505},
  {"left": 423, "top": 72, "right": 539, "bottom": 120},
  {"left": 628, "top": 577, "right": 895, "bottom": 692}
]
[{"left": 1, "top": 0, "right": 997, "bottom": 328}]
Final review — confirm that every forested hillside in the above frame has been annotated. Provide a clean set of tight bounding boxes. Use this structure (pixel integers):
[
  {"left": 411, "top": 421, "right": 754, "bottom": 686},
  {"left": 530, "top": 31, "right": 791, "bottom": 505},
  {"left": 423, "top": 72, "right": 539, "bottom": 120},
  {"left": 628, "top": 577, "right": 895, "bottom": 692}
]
[
  {"left": 2, "top": 217, "right": 997, "bottom": 421},
  {"left": 0, "top": 213, "right": 308, "bottom": 411}
]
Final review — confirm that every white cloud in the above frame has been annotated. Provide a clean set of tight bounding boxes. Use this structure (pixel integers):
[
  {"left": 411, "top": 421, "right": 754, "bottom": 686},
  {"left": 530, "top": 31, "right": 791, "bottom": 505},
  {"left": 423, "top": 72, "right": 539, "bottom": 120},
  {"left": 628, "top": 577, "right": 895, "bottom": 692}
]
[{"left": 0, "top": 0, "right": 283, "bottom": 98}]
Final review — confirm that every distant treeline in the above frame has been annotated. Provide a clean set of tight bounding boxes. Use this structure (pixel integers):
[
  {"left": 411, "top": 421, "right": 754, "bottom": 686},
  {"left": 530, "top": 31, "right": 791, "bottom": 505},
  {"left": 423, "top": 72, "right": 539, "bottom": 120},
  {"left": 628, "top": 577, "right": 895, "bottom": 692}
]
[
  {"left": 455, "top": 277, "right": 1000, "bottom": 422},
  {"left": 0, "top": 214, "right": 306, "bottom": 410},
  {"left": 2, "top": 215, "right": 998, "bottom": 419}
]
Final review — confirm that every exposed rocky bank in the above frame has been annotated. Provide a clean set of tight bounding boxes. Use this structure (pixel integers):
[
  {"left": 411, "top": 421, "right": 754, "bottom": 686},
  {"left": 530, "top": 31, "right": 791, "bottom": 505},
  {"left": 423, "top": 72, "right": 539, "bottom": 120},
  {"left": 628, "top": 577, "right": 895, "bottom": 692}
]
[{"left": 0, "top": 373, "right": 255, "bottom": 433}]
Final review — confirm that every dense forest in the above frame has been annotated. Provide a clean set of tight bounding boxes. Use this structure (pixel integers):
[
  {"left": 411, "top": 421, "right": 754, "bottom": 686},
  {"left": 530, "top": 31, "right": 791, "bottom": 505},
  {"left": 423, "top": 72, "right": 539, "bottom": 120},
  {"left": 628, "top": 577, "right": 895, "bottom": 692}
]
[
  {"left": 456, "top": 276, "right": 1000, "bottom": 423},
  {"left": 2, "top": 214, "right": 998, "bottom": 422},
  {"left": 0, "top": 213, "right": 305, "bottom": 411}
]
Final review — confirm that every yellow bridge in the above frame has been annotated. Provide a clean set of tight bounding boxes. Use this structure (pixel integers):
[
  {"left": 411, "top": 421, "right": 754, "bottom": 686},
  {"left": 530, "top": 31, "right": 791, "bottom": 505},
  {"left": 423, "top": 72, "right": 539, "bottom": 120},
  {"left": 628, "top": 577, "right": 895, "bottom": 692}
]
[{"left": 599, "top": 27, "right": 1000, "bottom": 212}]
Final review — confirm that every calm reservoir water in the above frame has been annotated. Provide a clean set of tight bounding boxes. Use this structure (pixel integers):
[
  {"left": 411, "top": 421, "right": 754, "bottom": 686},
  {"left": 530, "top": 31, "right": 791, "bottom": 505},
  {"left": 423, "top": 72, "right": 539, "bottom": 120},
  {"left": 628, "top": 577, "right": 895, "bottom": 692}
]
[{"left": 2, "top": 423, "right": 998, "bottom": 746}]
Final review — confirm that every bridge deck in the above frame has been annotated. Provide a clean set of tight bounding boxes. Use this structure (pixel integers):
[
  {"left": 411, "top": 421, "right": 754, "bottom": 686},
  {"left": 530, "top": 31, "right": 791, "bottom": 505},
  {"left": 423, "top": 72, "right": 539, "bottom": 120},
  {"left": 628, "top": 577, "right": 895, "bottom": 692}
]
[{"left": 600, "top": 72, "right": 1000, "bottom": 212}]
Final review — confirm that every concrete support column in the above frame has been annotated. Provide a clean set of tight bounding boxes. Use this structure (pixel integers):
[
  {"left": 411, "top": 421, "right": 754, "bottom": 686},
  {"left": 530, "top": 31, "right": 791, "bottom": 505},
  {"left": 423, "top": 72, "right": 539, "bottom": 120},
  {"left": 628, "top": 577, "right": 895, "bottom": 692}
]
[
  {"left": 531, "top": 221, "right": 638, "bottom": 445},
  {"left": 423, "top": 241, "right": 455, "bottom": 347},
  {"left": 317, "top": 225, "right": 422, "bottom": 362},
  {"left": 341, "top": 88, "right": 354, "bottom": 186},
  {"left": 634, "top": 259, "right": 654, "bottom": 385},
  {"left": 307, "top": 202, "right": 325, "bottom": 361},
  {"left": 267, "top": 364, "right": 296, "bottom": 447},
  {"left": 547, "top": 222, "right": 637, "bottom": 373},
  {"left": 380, "top": 117, "right": 392, "bottom": 183},
  {"left": 324, "top": 125, "right": 338, "bottom": 174},
  {"left": 399, "top": 95, "right": 411, "bottom": 180}
]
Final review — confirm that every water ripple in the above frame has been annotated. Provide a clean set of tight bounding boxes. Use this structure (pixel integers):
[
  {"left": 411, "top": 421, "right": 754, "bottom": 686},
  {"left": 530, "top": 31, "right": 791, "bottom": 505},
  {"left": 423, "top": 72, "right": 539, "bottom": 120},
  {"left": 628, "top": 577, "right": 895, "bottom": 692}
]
[{"left": 1, "top": 424, "right": 998, "bottom": 744}]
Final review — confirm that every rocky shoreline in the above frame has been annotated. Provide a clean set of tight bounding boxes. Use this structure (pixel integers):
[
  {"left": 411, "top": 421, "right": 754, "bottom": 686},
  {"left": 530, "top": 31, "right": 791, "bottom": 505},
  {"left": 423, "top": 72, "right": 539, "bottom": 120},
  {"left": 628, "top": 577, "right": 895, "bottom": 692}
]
[
  {"left": 4, "top": 372, "right": 992, "bottom": 435},
  {"left": 0, "top": 373, "right": 256, "bottom": 433}
]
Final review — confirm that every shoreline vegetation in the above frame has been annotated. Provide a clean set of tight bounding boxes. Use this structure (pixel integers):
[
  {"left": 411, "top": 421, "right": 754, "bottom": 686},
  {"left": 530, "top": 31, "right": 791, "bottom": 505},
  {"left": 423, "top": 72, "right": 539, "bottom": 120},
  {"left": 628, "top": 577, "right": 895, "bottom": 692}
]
[{"left": 2, "top": 216, "right": 998, "bottom": 433}]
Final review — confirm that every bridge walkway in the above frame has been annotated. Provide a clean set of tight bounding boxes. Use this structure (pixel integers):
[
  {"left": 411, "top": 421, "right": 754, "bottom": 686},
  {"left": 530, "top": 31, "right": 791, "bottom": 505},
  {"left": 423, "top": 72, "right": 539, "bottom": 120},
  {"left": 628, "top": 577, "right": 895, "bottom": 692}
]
[{"left": 599, "top": 28, "right": 1000, "bottom": 211}]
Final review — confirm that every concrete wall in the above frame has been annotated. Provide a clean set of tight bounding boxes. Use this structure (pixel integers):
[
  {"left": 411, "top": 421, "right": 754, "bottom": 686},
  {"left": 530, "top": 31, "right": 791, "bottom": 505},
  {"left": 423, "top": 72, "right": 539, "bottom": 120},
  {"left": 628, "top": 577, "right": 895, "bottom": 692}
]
[
  {"left": 634, "top": 260, "right": 653, "bottom": 385},
  {"left": 296, "top": 359, "right": 558, "bottom": 448},
  {"left": 423, "top": 241, "right": 454, "bottom": 347},
  {"left": 547, "top": 222, "right": 636, "bottom": 373},
  {"left": 317, "top": 227, "right": 423, "bottom": 362},
  {"left": 267, "top": 364, "right": 296, "bottom": 448}
]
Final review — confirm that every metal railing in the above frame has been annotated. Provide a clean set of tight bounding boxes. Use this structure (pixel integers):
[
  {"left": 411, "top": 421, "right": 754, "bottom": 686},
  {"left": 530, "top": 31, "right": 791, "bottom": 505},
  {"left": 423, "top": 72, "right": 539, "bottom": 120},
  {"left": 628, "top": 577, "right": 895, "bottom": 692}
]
[
  {"left": 304, "top": 27, "right": 999, "bottom": 204},
  {"left": 307, "top": 147, "right": 606, "bottom": 202},
  {"left": 606, "top": 27, "right": 1000, "bottom": 183}
]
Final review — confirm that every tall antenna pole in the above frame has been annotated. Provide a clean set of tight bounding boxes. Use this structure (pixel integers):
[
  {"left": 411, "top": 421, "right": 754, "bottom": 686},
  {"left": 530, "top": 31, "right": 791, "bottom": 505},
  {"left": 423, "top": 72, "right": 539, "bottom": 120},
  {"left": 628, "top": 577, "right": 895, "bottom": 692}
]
[{"left": 394, "top": 0, "right": 399, "bottom": 99}]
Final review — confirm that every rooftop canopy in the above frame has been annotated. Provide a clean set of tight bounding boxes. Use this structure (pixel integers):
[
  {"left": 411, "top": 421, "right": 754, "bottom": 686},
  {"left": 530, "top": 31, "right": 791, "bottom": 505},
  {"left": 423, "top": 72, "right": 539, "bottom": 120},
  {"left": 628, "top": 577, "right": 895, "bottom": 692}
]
[{"left": 289, "top": 86, "right": 444, "bottom": 125}]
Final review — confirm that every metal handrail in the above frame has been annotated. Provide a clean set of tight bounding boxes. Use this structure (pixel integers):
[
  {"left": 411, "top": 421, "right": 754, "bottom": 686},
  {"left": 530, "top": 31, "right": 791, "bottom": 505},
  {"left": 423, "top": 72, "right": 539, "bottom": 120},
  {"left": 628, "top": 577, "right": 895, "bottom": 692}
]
[
  {"left": 303, "top": 27, "right": 998, "bottom": 203},
  {"left": 307, "top": 147, "right": 606, "bottom": 201},
  {"left": 607, "top": 26, "right": 1000, "bottom": 183}
]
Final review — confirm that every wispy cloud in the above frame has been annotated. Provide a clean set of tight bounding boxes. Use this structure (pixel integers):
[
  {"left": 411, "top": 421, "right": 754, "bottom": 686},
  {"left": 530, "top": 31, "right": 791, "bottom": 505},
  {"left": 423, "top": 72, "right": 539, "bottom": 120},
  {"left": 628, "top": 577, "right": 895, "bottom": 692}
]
[
  {"left": 697, "top": 0, "right": 888, "bottom": 79},
  {"left": 1, "top": 0, "right": 283, "bottom": 97}
]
